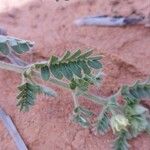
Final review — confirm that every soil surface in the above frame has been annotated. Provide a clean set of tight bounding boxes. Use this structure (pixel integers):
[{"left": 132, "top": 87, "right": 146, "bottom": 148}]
[{"left": 0, "top": 0, "right": 150, "bottom": 150}]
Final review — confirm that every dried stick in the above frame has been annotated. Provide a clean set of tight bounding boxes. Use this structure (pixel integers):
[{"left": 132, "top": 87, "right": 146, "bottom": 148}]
[{"left": 0, "top": 108, "right": 28, "bottom": 150}]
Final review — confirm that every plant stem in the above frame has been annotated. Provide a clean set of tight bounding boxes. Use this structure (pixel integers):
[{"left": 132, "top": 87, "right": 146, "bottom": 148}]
[
  {"left": 0, "top": 61, "right": 108, "bottom": 106},
  {"left": 72, "top": 91, "right": 79, "bottom": 108},
  {"left": 81, "top": 92, "right": 107, "bottom": 105},
  {"left": 49, "top": 77, "right": 70, "bottom": 89},
  {"left": 33, "top": 71, "right": 107, "bottom": 105},
  {"left": 6, "top": 52, "right": 27, "bottom": 66},
  {"left": 46, "top": 75, "right": 107, "bottom": 105},
  {"left": 0, "top": 61, "right": 26, "bottom": 73}
]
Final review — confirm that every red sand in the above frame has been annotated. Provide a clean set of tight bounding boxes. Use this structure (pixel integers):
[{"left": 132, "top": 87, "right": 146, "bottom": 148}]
[{"left": 0, "top": 0, "right": 150, "bottom": 149}]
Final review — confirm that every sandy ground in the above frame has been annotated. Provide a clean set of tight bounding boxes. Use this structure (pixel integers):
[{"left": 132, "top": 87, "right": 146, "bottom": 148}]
[{"left": 0, "top": 0, "right": 150, "bottom": 150}]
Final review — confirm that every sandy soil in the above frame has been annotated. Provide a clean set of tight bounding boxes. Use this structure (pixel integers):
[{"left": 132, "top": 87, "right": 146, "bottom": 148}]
[{"left": 0, "top": 0, "right": 150, "bottom": 150}]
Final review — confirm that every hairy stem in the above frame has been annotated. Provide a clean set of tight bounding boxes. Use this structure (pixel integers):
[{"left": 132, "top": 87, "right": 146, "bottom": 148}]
[
  {"left": 33, "top": 71, "right": 107, "bottom": 105},
  {"left": 81, "top": 92, "right": 107, "bottom": 105},
  {"left": 47, "top": 75, "right": 107, "bottom": 105},
  {"left": 0, "top": 61, "right": 26, "bottom": 73},
  {"left": 49, "top": 77, "right": 70, "bottom": 89},
  {"left": 6, "top": 52, "right": 27, "bottom": 66},
  {"left": 72, "top": 91, "right": 79, "bottom": 108},
  {"left": 0, "top": 61, "right": 108, "bottom": 106}
]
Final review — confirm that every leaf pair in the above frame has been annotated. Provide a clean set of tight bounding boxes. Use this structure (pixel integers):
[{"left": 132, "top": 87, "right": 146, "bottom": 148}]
[
  {"left": 121, "top": 81, "right": 150, "bottom": 105},
  {"left": 69, "top": 78, "right": 90, "bottom": 91},
  {"left": 17, "top": 82, "right": 56, "bottom": 111},
  {"left": 69, "top": 73, "right": 103, "bottom": 91},
  {"left": 49, "top": 50, "right": 102, "bottom": 80},
  {"left": 96, "top": 97, "right": 119, "bottom": 135},
  {"left": 0, "top": 35, "right": 33, "bottom": 55},
  {"left": 17, "top": 82, "right": 38, "bottom": 111},
  {"left": 37, "top": 50, "right": 102, "bottom": 84},
  {"left": 73, "top": 106, "right": 93, "bottom": 128}
]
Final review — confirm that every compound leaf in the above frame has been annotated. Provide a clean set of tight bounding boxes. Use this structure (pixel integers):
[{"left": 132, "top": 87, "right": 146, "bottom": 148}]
[
  {"left": 17, "top": 82, "right": 38, "bottom": 111},
  {"left": 17, "top": 82, "right": 57, "bottom": 111},
  {"left": 121, "top": 81, "right": 150, "bottom": 105},
  {"left": 0, "top": 35, "right": 34, "bottom": 55},
  {"left": 48, "top": 50, "right": 102, "bottom": 80}
]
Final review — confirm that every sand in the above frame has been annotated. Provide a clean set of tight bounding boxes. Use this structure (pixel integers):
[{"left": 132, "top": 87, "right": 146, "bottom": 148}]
[{"left": 0, "top": 0, "right": 149, "bottom": 149}]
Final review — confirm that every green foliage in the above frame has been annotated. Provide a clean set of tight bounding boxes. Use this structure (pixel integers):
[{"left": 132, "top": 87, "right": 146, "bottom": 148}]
[
  {"left": 72, "top": 106, "right": 94, "bottom": 128},
  {"left": 34, "top": 50, "right": 102, "bottom": 91},
  {"left": 17, "top": 82, "right": 38, "bottom": 111},
  {"left": 69, "top": 73, "right": 102, "bottom": 91},
  {"left": 121, "top": 81, "right": 150, "bottom": 105},
  {"left": 96, "top": 107, "right": 110, "bottom": 134},
  {"left": 17, "top": 82, "right": 56, "bottom": 111},
  {"left": 0, "top": 35, "right": 33, "bottom": 55},
  {"left": 0, "top": 36, "right": 9, "bottom": 55},
  {"left": 107, "top": 97, "right": 120, "bottom": 111},
  {"left": 96, "top": 97, "right": 120, "bottom": 134},
  {"left": 41, "top": 65, "right": 50, "bottom": 81},
  {"left": 120, "top": 80, "right": 150, "bottom": 142},
  {"left": 146, "top": 120, "right": 150, "bottom": 134},
  {"left": 48, "top": 50, "right": 102, "bottom": 80},
  {"left": 74, "top": 106, "right": 94, "bottom": 117},
  {"left": 129, "top": 114, "right": 148, "bottom": 137},
  {"left": 72, "top": 113, "right": 90, "bottom": 128},
  {"left": 20, "top": 50, "right": 102, "bottom": 112},
  {"left": 124, "top": 104, "right": 148, "bottom": 116},
  {"left": 69, "top": 78, "right": 91, "bottom": 91},
  {"left": 124, "top": 104, "right": 149, "bottom": 138},
  {"left": 113, "top": 130, "right": 130, "bottom": 150}
]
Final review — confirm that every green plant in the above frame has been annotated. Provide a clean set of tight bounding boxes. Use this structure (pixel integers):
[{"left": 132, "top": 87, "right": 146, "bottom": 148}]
[{"left": 0, "top": 35, "right": 149, "bottom": 150}]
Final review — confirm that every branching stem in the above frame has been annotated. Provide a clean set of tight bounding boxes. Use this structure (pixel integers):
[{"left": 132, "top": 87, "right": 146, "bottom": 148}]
[
  {"left": 45, "top": 74, "right": 108, "bottom": 105},
  {"left": 0, "top": 61, "right": 111, "bottom": 106}
]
